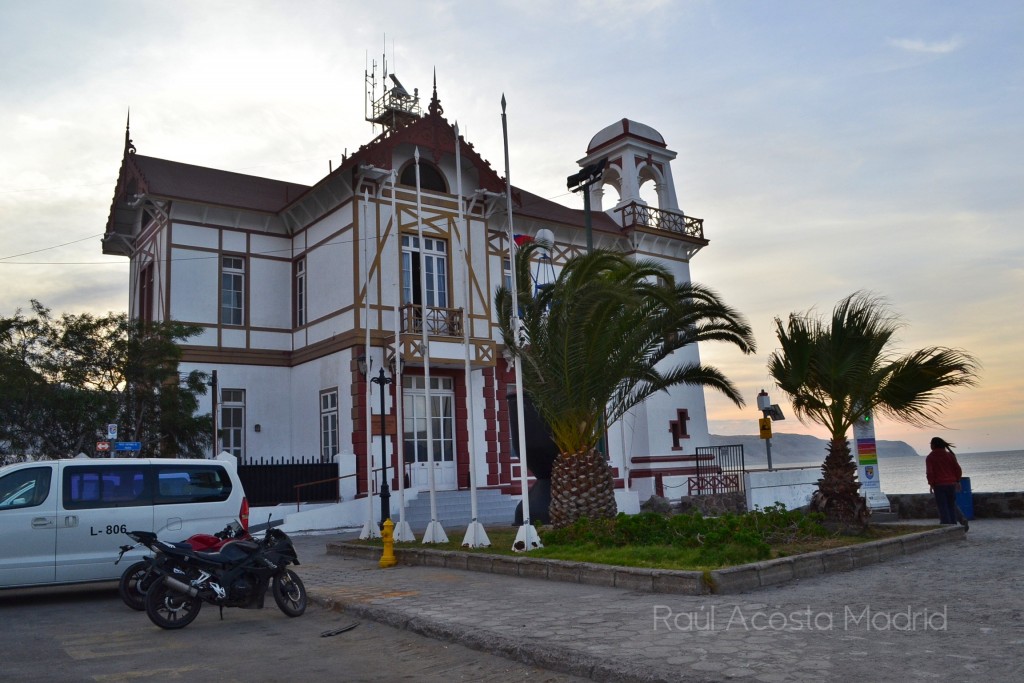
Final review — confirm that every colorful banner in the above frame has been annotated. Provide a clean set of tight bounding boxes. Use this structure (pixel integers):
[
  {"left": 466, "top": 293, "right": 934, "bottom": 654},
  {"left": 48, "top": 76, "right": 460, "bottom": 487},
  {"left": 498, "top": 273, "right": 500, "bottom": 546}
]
[{"left": 852, "top": 413, "right": 890, "bottom": 510}]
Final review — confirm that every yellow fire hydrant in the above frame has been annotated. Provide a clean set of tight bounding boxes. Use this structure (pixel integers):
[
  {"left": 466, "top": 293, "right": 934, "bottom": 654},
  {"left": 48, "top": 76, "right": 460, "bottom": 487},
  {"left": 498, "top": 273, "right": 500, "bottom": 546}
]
[{"left": 379, "top": 518, "right": 397, "bottom": 568}]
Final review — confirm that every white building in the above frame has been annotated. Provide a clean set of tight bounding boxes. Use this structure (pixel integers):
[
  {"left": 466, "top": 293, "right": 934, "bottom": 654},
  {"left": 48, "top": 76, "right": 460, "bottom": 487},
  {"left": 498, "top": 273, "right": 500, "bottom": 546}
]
[{"left": 102, "top": 78, "right": 712, "bottom": 505}]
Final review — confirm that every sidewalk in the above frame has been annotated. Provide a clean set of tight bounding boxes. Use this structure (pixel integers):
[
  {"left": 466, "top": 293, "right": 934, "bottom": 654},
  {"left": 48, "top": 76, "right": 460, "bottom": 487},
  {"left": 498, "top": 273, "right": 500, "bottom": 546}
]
[{"left": 292, "top": 520, "right": 1023, "bottom": 682}]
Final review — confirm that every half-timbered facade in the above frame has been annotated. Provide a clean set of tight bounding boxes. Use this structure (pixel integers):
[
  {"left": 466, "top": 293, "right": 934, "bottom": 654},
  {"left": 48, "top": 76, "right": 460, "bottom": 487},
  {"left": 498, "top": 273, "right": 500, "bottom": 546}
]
[{"left": 102, "top": 81, "right": 712, "bottom": 504}]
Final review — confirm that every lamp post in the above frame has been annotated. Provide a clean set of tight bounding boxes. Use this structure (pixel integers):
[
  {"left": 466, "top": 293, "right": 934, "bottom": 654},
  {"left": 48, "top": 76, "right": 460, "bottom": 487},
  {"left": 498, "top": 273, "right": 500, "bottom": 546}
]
[
  {"left": 566, "top": 158, "right": 607, "bottom": 252},
  {"left": 359, "top": 357, "right": 393, "bottom": 523},
  {"left": 756, "top": 389, "right": 785, "bottom": 471}
]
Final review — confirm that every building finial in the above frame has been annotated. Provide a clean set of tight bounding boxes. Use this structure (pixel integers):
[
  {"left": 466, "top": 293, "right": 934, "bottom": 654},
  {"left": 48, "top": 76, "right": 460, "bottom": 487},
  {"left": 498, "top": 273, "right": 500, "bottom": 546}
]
[
  {"left": 125, "top": 108, "right": 136, "bottom": 155},
  {"left": 428, "top": 67, "right": 443, "bottom": 116}
]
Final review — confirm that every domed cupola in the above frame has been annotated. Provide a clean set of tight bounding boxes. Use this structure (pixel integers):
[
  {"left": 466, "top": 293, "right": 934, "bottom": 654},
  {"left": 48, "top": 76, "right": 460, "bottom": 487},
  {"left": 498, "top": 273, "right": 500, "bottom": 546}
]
[{"left": 577, "top": 118, "right": 680, "bottom": 214}]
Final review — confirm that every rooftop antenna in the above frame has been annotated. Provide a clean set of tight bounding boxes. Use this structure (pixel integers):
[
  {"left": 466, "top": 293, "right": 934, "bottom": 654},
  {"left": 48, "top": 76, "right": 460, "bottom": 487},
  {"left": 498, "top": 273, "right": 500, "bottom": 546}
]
[{"left": 365, "top": 37, "right": 421, "bottom": 134}]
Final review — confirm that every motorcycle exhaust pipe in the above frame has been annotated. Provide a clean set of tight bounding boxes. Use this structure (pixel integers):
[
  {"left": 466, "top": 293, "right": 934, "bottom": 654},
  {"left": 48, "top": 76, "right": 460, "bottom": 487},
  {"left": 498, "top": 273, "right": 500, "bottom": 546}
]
[{"left": 161, "top": 575, "right": 200, "bottom": 598}]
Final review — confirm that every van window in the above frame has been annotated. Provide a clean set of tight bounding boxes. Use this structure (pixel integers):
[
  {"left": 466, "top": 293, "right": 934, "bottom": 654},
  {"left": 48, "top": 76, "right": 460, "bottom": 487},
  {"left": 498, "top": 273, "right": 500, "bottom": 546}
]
[
  {"left": 0, "top": 467, "right": 51, "bottom": 509},
  {"left": 154, "top": 465, "right": 232, "bottom": 504},
  {"left": 63, "top": 465, "right": 149, "bottom": 509}
]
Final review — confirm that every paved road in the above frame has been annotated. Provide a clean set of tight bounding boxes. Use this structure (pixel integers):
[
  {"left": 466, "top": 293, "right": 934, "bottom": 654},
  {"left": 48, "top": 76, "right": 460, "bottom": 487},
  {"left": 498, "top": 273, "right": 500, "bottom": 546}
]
[
  {"left": 0, "top": 581, "right": 586, "bottom": 682},
  {"left": 294, "top": 520, "right": 1024, "bottom": 682}
]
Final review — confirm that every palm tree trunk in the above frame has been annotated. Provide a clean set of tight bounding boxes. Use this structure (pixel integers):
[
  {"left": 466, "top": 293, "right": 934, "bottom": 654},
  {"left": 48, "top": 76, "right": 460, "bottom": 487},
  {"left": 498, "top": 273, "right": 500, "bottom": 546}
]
[
  {"left": 549, "top": 448, "right": 618, "bottom": 528},
  {"left": 810, "top": 437, "right": 868, "bottom": 527}
]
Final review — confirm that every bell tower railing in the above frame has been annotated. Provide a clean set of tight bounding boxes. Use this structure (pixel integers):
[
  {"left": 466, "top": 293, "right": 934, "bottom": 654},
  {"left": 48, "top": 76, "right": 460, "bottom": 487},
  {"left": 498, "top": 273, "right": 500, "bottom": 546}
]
[{"left": 616, "top": 201, "right": 705, "bottom": 241}]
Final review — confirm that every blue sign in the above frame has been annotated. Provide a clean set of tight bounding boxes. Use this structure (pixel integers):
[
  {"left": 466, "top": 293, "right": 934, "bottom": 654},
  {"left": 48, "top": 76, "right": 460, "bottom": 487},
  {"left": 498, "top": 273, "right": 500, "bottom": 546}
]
[{"left": 114, "top": 441, "right": 142, "bottom": 452}]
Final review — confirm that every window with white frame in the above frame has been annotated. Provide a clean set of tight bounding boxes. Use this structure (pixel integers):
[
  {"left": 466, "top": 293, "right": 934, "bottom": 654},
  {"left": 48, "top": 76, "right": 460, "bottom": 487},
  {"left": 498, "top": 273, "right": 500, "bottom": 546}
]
[
  {"left": 295, "top": 257, "right": 307, "bottom": 328},
  {"left": 320, "top": 389, "right": 339, "bottom": 462},
  {"left": 401, "top": 235, "right": 449, "bottom": 309},
  {"left": 402, "top": 376, "right": 455, "bottom": 464},
  {"left": 221, "top": 256, "right": 245, "bottom": 326},
  {"left": 219, "top": 389, "right": 245, "bottom": 460}
]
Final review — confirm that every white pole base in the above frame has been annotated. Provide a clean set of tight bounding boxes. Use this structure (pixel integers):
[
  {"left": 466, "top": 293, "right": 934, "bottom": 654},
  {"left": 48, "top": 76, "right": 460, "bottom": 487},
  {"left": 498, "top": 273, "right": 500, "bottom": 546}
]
[
  {"left": 393, "top": 520, "right": 417, "bottom": 543},
  {"left": 512, "top": 524, "right": 543, "bottom": 552},
  {"left": 422, "top": 521, "right": 448, "bottom": 544},
  {"left": 461, "top": 521, "right": 491, "bottom": 548},
  {"left": 359, "top": 522, "right": 381, "bottom": 540}
]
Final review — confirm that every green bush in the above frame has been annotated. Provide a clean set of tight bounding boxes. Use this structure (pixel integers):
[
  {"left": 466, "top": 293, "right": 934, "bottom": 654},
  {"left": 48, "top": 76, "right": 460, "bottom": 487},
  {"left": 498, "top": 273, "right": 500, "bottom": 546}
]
[{"left": 540, "top": 504, "right": 827, "bottom": 567}]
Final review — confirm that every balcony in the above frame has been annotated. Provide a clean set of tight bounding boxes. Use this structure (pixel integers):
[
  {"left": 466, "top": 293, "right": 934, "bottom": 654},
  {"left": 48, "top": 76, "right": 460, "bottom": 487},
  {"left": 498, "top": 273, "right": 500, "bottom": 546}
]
[
  {"left": 400, "top": 304, "right": 463, "bottom": 337},
  {"left": 616, "top": 201, "right": 705, "bottom": 242}
]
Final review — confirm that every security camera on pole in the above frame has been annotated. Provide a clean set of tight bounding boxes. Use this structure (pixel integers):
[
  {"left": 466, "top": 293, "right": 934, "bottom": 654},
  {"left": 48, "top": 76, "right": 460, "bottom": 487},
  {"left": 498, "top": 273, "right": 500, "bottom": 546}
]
[{"left": 756, "top": 390, "right": 785, "bottom": 471}]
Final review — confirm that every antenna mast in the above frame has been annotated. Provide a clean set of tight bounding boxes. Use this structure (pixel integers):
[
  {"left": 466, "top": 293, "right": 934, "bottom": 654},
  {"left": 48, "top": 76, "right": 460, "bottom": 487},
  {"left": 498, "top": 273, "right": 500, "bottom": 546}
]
[{"left": 365, "top": 41, "right": 421, "bottom": 134}]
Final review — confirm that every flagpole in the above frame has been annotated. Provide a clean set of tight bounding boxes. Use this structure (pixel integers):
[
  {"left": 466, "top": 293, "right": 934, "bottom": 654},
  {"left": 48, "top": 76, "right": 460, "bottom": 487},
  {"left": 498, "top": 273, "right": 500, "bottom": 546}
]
[
  {"left": 359, "top": 189, "right": 380, "bottom": 539},
  {"left": 389, "top": 170, "right": 416, "bottom": 542},
  {"left": 502, "top": 95, "right": 542, "bottom": 552},
  {"left": 416, "top": 147, "right": 448, "bottom": 544},
  {"left": 455, "top": 122, "right": 490, "bottom": 549}
]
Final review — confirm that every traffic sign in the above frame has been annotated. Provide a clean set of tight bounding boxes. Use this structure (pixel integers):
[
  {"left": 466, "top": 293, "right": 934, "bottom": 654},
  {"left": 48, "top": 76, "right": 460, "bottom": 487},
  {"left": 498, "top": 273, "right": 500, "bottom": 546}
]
[
  {"left": 107, "top": 423, "right": 118, "bottom": 440},
  {"left": 758, "top": 417, "right": 773, "bottom": 440},
  {"left": 114, "top": 441, "right": 142, "bottom": 452},
  {"left": 96, "top": 441, "right": 110, "bottom": 452}
]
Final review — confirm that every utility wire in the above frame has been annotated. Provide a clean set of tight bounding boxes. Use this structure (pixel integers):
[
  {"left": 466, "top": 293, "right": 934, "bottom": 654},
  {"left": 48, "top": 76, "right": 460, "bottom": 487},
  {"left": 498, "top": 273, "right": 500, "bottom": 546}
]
[{"left": 0, "top": 234, "right": 105, "bottom": 261}]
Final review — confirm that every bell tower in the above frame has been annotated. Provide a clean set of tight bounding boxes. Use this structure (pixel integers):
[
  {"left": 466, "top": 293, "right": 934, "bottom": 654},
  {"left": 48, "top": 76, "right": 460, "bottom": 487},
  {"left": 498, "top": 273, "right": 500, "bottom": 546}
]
[{"left": 577, "top": 118, "right": 680, "bottom": 214}]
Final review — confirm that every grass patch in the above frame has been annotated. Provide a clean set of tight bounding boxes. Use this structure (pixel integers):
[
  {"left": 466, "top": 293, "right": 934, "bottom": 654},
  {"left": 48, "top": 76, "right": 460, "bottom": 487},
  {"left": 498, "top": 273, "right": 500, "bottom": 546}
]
[{"left": 353, "top": 507, "right": 934, "bottom": 571}]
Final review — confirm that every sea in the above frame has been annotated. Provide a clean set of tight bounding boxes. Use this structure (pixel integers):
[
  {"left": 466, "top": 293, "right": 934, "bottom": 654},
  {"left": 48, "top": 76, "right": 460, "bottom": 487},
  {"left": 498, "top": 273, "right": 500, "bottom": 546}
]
[{"left": 785, "top": 450, "right": 1024, "bottom": 495}]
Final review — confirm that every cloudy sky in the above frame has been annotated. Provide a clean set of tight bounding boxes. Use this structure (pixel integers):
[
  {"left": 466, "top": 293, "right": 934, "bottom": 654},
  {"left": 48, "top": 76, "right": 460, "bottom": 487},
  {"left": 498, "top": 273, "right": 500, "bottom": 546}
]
[{"left": 2, "top": 1, "right": 1020, "bottom": 454}]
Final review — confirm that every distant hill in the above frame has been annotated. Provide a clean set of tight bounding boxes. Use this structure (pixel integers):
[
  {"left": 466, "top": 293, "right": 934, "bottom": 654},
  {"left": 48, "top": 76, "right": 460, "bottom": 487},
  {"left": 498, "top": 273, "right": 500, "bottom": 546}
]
[{"left": 709, "top": 433, "right": 919, "bottom": 465}]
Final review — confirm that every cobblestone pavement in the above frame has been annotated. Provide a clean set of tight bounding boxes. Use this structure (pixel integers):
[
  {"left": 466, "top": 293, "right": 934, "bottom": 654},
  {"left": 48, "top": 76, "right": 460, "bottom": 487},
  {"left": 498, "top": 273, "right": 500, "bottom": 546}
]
[{"left": 290, "top": 520, "right": 1024, "bottom": 682}]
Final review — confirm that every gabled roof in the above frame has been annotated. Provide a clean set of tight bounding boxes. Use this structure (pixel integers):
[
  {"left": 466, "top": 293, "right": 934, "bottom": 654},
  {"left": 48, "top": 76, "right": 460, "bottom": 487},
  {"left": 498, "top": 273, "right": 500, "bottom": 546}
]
[
  {"left": 323, "top": 85, "right": 508, "bottom": 198},
  {"left": 103, "top": 148, "right": 311, "bottom": 255},
  {"left": 128, "top": 154, "right": 309, "bottom": 213}
]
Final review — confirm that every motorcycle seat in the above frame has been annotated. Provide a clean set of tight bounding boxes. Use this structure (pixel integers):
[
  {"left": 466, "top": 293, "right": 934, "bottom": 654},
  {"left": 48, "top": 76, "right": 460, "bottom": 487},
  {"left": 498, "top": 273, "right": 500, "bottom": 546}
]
[{"left": 193, "top": 539, "right": 260, "bottom": 564}]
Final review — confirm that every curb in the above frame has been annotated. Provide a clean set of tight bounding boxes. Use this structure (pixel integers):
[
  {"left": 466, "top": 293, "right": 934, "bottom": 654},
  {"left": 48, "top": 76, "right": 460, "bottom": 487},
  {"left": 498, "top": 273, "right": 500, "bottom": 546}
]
[{"left": 326, "top": 524, "right": 964, "bottom": 595}]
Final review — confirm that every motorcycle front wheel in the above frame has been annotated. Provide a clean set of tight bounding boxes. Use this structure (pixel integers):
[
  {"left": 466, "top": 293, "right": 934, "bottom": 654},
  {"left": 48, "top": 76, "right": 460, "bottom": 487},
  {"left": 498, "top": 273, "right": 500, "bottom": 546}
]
[
  {"left": 145, "top": 576, "right": 202, "bottom": 629},
  {"left": 272, "top": 569, "right": 307, "bottom": 617},
  {"left": 118, "top": 560, "right": 156, "bottom": 611}
]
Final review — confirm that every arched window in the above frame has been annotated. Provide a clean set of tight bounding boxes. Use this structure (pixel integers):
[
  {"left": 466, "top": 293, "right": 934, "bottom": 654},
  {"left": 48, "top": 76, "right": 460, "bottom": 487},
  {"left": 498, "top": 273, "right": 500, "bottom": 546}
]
[{"left": 400, "top": 161, "right": 448, "bottom": 192}]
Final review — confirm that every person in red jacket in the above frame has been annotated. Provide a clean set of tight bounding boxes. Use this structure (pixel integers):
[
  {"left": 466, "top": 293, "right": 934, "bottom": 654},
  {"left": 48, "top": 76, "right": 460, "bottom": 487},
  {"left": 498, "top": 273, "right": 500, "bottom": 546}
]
[{"left": 926, "top": 437, "right": 968, "bottom": 530}]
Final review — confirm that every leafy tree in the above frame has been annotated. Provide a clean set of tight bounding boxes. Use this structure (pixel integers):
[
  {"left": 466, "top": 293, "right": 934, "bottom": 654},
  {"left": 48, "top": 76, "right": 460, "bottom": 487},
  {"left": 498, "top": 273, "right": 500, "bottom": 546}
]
[
  {"left": 767, "top": 292, "right": 979, "bottom": 527},
  {"left": 0, "top": 301, "right": 212, "bottom": 459},
  {"left": 496, "top": 245, "right": 756, "bottom": 528}
]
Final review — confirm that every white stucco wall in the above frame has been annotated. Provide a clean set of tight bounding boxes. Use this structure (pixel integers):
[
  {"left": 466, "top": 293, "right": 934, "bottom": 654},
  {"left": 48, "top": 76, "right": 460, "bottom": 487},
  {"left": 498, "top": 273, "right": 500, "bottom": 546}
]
[{"left": 744, "top": 468, "right": 820, "bottom": 511}]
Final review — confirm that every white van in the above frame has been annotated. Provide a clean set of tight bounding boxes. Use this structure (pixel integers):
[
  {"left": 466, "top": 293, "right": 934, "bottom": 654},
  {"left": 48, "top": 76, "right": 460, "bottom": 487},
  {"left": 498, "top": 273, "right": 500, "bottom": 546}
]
[{"left": 0, "top": 458, "right": 249, "bottom": 589}]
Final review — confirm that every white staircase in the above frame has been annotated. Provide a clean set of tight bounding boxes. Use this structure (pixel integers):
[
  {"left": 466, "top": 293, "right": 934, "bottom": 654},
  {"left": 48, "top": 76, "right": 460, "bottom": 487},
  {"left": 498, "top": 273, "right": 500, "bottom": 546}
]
[{"left": 397, "top": 489, "right": 521, "bottom": 531}]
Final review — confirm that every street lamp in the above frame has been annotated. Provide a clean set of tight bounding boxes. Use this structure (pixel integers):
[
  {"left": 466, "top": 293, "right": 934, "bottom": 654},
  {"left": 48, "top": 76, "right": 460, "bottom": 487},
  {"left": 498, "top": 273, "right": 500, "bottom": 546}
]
[
  {"left": 359, "top": 356, "right": 393, "bottom": 523},
  {"left": 566, "top": 158, "right": 607, "bottom": 252}
]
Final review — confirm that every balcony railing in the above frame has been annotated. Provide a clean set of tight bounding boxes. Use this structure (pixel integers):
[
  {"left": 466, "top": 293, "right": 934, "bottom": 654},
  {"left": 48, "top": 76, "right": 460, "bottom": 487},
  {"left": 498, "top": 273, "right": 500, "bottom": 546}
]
[
  {"left": 400, "top": 304, "right": 463, "bottom": 337},
  {"left": 616, "top": 201, "right": 705, "bottom": 241}
]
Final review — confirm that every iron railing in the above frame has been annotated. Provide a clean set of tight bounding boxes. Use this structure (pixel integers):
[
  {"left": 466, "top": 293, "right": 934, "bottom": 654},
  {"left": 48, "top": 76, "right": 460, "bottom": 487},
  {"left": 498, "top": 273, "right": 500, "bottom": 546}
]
[
  {"left": 617, "top": 201, "right": 705, "bottom": 240},
  {"left": 691, "top": 445, "right": 746, "bottom": 495}
]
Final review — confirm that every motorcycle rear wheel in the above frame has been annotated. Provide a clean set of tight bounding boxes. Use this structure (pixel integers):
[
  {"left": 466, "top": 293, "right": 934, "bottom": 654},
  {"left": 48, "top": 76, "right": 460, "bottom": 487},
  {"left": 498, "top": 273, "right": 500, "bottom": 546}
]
[
  {"left": 118, "top": 560, "right": 155, "bottom": 611},
  {"left": 272, "top": 569, "right": 307, "bottom": 617},
  {"left": 145, "top": 576, "right": 203, "bottom": 629}
]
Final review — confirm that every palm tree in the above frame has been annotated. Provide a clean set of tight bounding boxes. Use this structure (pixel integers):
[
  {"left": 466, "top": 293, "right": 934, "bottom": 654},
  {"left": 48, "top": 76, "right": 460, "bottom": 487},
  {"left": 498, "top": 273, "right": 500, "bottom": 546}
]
[
  {"left": 496, "top": 244, "right": 756, "bottom": 528},
  {"left": 767, "top": 292, "right": 979, "bottom": 527}
]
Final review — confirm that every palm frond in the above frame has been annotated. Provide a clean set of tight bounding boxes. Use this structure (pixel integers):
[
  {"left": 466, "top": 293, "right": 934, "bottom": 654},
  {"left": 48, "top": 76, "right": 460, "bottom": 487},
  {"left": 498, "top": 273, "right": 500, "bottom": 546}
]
[{"left": 496, "top": 247, "right": 755, "bottom": 454}]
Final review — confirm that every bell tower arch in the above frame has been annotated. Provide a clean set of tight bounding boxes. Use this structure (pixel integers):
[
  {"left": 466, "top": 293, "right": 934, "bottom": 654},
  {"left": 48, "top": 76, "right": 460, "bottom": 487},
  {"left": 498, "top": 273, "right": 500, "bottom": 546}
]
[{"left": 578, "top": 118, "right": 680, "bottom": 214}]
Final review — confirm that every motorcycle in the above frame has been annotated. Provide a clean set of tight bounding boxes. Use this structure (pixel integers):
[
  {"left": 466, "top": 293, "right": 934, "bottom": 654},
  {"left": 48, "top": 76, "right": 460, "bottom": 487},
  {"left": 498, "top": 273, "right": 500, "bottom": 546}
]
[
  {"left": 116, "top": 521, "right": 251, "bottom": 611},
  {"left": 142, "top": 522, "right": 307, "bottom": 629}
]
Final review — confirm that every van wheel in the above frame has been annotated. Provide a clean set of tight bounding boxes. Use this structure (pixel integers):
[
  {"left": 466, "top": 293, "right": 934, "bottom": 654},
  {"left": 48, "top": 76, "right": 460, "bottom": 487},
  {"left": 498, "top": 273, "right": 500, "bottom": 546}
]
[
  {"left": 118, "top": 561, "right": 155, "bottom": 611},
  {"left": 272, "top": 569, "right": 307, "bottom": 617},
  {"left": 145, "top": 576, "right": 202, "bottom": 629}
]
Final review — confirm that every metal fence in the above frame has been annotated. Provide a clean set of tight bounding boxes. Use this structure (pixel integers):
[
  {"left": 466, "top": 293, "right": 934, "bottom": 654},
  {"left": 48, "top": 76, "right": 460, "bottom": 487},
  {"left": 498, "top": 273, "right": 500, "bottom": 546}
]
[
  {"left": 237, "top": 457, "right": 339, "bottom": 506},
  {"left": 690, "top": 445, "right": 746, "bottom": 495}
]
